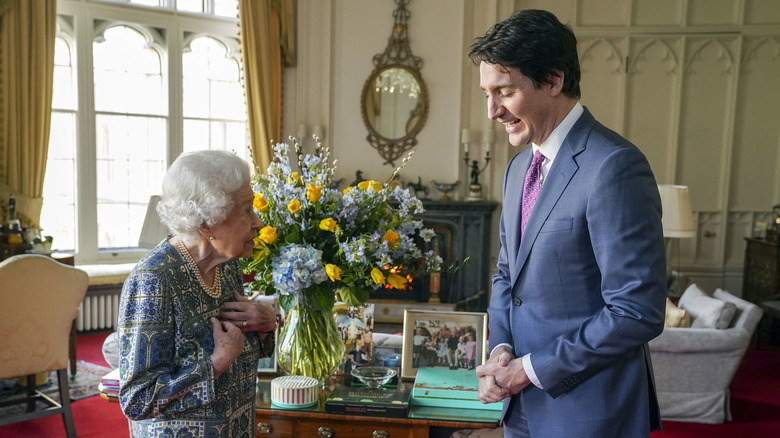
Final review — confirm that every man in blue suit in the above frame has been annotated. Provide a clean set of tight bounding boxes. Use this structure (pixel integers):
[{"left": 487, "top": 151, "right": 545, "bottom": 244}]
[{"left": 469, "top": 10, "right": 667, "bottom": 437}]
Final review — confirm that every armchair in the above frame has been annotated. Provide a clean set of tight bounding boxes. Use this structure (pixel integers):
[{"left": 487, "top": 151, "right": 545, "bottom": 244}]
[
  {"left": 649, "top": 287, "right": 763, "bottom": 423},
  {"left": 0, "top": 254, "right": 89, "bottom": 437}
]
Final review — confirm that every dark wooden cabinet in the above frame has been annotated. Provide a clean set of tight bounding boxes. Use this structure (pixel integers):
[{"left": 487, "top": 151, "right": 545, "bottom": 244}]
[{"left": 742, "top": 238, "right": 780, "bottom": 304}]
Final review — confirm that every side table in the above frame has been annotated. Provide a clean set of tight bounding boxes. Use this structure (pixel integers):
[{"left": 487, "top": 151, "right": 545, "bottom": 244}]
[{"left": 255, "top": 377, "right": 500, "bottom": 437}]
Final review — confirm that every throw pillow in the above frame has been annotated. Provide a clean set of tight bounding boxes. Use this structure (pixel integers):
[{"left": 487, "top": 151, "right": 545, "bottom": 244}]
[
  {"left": 678, "top": 283, "right": 737, "bottom": 329},
  {"left": 664, "top": 298, "right": 691, "bottom": 328}
]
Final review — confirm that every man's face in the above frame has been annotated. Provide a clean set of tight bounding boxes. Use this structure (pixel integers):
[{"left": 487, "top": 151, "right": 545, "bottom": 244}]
[{"left": 479, "top": 62, "right": 556, "bottom": 147}]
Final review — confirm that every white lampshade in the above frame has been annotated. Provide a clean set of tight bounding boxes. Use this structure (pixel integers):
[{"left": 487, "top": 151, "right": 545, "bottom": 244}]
[{"left": 658, "top": 184, "right": 696, "bottom": 238}]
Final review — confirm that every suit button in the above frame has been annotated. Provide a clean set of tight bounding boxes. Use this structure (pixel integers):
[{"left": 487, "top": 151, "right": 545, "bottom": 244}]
[{"left": 513, "top": 298, "right": 523, "bottom": 306}]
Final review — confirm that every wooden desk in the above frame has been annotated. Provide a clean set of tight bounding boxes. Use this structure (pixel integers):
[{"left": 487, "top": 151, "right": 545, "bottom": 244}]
[{"left": 255, "top": 377, "right": 500, "bottom": 438}]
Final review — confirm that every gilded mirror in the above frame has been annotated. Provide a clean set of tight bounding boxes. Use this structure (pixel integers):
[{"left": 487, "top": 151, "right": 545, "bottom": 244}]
[{"left": 360, "top": 0, "right": 428, "bottom": 166}]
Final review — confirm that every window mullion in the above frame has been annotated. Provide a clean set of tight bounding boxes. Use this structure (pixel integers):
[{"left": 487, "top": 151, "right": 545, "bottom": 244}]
[
  {"left": 75, "top": 7, "right": 99, "bottom": 263},
  {"left": 169, "top": 19, "right": 184, "bottom": 167}
]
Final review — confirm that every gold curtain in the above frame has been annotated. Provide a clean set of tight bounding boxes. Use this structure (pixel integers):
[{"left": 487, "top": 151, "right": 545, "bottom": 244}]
[
  {"left": 238, "top": 0, "right": 295, "bottom": 174},
  {"left": 0, "top": 0, "right": 56, "bottom": 228}
]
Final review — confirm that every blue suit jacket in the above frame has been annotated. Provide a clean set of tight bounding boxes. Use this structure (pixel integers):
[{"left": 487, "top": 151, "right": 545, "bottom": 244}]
[{"left": 489, "top": 108, "right": 666, "bottom": 436}]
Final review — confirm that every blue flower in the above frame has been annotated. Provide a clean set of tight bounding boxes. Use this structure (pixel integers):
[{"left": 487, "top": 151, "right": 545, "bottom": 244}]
[{"left": 271, "top": 244, "right": 328, "bottom": 295}]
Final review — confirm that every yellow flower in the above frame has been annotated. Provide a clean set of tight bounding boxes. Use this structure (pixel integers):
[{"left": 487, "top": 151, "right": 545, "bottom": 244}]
[
  {"left": 319, "top": 217, "right": 339, "bottom": 232},
  {"left": 370, "top": 267, "right": 386, "bottom": 285},
  {"left": 358, "top": 180, "right": 382, "bottom": 192},
  {"left": 343, "top": 186, "right": 353, "bottom": 195},
  {"left": 326, "top": 264, "right": 342, "bottom": 282},
  {"left": 382, "top": 229, "right": 399, "bottom": 248},
  {"left": 387, "top": 273, "right": 408, "bottom": 289},
  {"left": 287, "top": 199, "right": 301, "bottom": 214},
  {"left": 251, "top": 239, "right": 271, "bottom": 262},
  {"left": 287, "top": 172, "right": 301, "bottom": 185},
  {"left": 253, "top": 194, "right": 268, "bottom": 212},
  {"left": 306, "top": 184, "right": 322, "bottom": 202},
  {"left": 259, "top": 225, "right": 277, "bottom": 244}
]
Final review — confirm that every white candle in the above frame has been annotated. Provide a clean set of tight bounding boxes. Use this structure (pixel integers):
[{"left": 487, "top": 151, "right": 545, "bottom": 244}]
[
  {"left": 297, "top": 124, "right": 307, "bottom": 140},
  {"left": 485, "top": 141, "right": 491, "bottom": 154},
  {"left": 461, "top": 128, "right": 471, "bottom": 144},
  {"left": 464, "top": 141, "right": 469, "bottom": 154}
]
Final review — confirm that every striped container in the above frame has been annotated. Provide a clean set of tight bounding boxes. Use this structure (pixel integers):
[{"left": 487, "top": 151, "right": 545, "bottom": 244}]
[{"left": 270, "top": 375, "right": 320, "bottom": 409}]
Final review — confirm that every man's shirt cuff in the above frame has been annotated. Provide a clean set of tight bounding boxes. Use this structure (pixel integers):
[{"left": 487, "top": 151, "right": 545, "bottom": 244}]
[{"left": 523, "top": 353, "right": 543, "bottom": 389}]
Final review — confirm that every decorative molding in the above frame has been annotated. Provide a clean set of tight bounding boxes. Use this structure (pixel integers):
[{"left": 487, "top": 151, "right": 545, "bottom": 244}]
[
  {"left": 684, "top": 38, "right": 735, "bottom": 75},
  {"left": 580, "top": 38, "right": 624, "bottom": 75},
  {"left": 629, "top": 38, "right": 678, "bottom": 75}
]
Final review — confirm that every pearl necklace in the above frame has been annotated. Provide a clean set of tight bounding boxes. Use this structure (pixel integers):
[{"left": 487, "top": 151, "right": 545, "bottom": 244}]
[{"left": 175, "top": 237, "right": 222, "bottom": 299}]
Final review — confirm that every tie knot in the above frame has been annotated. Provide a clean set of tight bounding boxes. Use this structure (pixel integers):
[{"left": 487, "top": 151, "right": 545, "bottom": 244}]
[{"left": 532, "top": 150, "right": 545, "bottom": 167}]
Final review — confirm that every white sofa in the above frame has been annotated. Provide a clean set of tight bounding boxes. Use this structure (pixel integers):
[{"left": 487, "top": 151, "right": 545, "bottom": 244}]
[{"left": 649, "top": 286, "right": 763, "bottom": 423}]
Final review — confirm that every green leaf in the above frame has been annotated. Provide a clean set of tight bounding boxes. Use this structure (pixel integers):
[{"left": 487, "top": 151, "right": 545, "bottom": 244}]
[
  {"left": 337, "top": 286, "right": 370, "bottom": 307},
  {"left": 279, "top": 294, "right": 297, "bottom": 313},
  {"left": 285, "top": 231, "right": 301, "bottom": 244}
]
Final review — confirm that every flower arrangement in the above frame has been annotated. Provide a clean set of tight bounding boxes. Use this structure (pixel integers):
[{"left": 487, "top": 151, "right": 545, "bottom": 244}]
[
  {"left": 241, "top": 138, "right": 447, "bottom": 380},
  {"left": 242, "top": 139, "right": 443, "bottom": 314}
]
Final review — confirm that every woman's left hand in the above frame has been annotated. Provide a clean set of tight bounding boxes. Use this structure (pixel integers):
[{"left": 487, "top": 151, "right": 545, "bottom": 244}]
[{"left": 220, "top": 290, "right": 277, "bottom": 332}]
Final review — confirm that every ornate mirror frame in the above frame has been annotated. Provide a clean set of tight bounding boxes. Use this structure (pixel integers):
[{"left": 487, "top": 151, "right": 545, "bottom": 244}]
[{"left": 360, "top": 0, "right": 428, "bottom": 166}]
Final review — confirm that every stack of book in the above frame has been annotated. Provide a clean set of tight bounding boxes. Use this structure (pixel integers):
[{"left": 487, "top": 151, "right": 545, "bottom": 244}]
[
  {"left": 99, "top": 368, "right": 120, "bottom": 398},
  {"left": 324, "top": 385, "right": 411, "bottom": 418},
  {"left": 411, "top": 368, "right": 502, "bottom": 411}
]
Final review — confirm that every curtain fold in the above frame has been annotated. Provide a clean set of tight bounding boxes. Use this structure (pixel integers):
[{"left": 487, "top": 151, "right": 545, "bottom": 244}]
[
  {"left": 0, "top": 0, "right": 56, "bottom": 228},
  {"left": 238, "top": 0, "right": 294, "bottom": 174}
]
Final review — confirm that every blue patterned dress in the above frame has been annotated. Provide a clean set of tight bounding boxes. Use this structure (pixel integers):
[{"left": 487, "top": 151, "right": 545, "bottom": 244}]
[{"left": 118, "top": 239, "right": 261, "bottom": 438}]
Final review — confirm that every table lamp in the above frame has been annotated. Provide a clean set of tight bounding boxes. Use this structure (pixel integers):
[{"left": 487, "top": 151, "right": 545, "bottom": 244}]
[
  {"left": 658, "top": 185, "right": 696, "bottom": 297},
  {"left": 658, "top": 185, "right": 696, "bottom": 239}
]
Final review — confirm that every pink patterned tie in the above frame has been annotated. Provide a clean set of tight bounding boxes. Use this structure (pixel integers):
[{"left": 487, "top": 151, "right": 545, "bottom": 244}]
[{"left": 521, "top": 150, "right": 545, "bottom": 237}]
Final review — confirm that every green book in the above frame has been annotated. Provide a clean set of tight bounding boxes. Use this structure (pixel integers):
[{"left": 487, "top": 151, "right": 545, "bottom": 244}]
[
  {"left": 412, "top": 368, "right": 503, "bottom": 411},
  {"left": 324, "top": 385, "right": 411, "bottom": 418}
]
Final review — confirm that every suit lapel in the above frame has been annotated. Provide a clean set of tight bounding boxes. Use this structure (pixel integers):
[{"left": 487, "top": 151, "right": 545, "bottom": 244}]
[{"left": 510, "top": 108, "right": 596, "bottom": 287}]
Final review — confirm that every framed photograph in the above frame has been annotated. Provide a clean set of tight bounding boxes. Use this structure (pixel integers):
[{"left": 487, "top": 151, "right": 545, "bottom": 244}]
[
  {"left": 257, "top": 328, "right": 278, "bottom": 375},
  {"left": 401, "top": 309, "right": 488, "bottom": 380},
  {"left": 334, "top": 303, "right": 375, "bottom": 367}
]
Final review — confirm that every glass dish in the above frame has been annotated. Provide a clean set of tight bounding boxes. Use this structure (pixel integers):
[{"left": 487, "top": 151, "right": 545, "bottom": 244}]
[{"left": 351, "top": 366, "right": 397, "bottom": 388}]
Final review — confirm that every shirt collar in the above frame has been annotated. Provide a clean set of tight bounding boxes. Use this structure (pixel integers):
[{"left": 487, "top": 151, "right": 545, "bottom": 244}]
[{"left": 532, "top": 101, "right": 584, "bottom": 161}]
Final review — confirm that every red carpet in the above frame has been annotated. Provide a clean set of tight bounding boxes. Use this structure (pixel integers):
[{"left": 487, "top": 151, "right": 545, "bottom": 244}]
[
  {"left": 0, "top": 332, "right": 129, "bottom": 438},
  {"left": 2, "top": 333, "right": 778, "bottom": 437}
]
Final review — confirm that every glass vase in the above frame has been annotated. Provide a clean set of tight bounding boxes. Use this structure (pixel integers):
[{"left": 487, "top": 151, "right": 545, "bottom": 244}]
[{"left": 276, "top": 293, "right": 345, "bottom": 383}]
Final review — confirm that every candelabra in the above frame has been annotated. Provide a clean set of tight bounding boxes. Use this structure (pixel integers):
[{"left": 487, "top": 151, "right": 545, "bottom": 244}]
[{"left": 461, "top": 128, "right": 492, "bottom": 201}]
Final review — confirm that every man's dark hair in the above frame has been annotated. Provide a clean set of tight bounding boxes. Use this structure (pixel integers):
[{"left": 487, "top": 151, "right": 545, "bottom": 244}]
[{"left": 468, "top": 9, "right": 581, "bottom": 99}]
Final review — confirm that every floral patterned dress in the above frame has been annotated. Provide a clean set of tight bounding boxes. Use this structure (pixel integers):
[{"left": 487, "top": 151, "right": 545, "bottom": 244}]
[{"left": 118, "top": 239, "right": 261, "bottom": 438}]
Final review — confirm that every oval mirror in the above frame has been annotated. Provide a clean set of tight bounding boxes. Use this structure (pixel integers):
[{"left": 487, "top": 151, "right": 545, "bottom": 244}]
[
  {"left": 360, "top": 0, "right": 428, "bottom": 167},
  {"left": 361, "top": 65, "right": 428, "bottom": 142}
]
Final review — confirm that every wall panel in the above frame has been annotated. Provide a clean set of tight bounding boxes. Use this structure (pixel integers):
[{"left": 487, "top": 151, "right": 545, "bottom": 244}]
[
  {"left": 579, "top": 37, "right": 625, "bottom": 134},
  {"left": 624, "top": 37, "right": 681, "bottom": 183},
  {"left": 730, "top": 36, "right": 780, "bottom": 211},
  {"left": 677, "top": 37, "right": 737, "bottom": 211}
]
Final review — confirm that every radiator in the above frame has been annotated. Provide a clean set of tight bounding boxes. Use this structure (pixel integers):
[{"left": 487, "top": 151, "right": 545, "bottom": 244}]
[{"left": 77, "top": 293, "right": 120, "bottom": 332}]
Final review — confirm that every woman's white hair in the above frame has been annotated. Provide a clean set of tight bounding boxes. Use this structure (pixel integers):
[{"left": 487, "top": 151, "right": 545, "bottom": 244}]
[{"left": 157, "top": 150, "right": 251, "bottom": 237}]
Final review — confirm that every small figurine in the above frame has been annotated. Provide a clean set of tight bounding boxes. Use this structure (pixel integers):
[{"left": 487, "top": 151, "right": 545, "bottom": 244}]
[
  {"left": 406, "top": 176, "right": 429, "bottom": 199},
  {"left": 470, "top": 160, "right": 481, "bottom": 185}
]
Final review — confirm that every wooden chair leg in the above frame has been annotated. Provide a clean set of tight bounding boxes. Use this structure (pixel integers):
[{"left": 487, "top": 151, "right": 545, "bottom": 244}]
[
  {"left": 69, "top": 319, "right": 77, "bottom": 378},
  {"left": 25, "top": 375, "right": 36, "bottom": 412},
  {"left": 57, "top": 368, "right": 77, "bottom": 437}
]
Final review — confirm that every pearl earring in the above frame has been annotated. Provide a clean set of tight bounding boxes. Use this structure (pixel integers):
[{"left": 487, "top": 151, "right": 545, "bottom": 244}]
[{"left": 209, "top": 236, "right": 215, "bottom": 240}]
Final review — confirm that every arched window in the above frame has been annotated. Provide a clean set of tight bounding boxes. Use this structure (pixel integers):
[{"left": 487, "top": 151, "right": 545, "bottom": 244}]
[
  {"left": 183, "top": 35, "right": 249, "bottom": 163},
  {"left": 42, "top": 1, "right": 243, "bottom": 262}
]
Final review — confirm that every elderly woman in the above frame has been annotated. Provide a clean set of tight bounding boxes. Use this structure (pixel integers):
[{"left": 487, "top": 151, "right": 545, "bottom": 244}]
[{"left": 118, "top": 150, "right": 276, "bottom": 438}]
